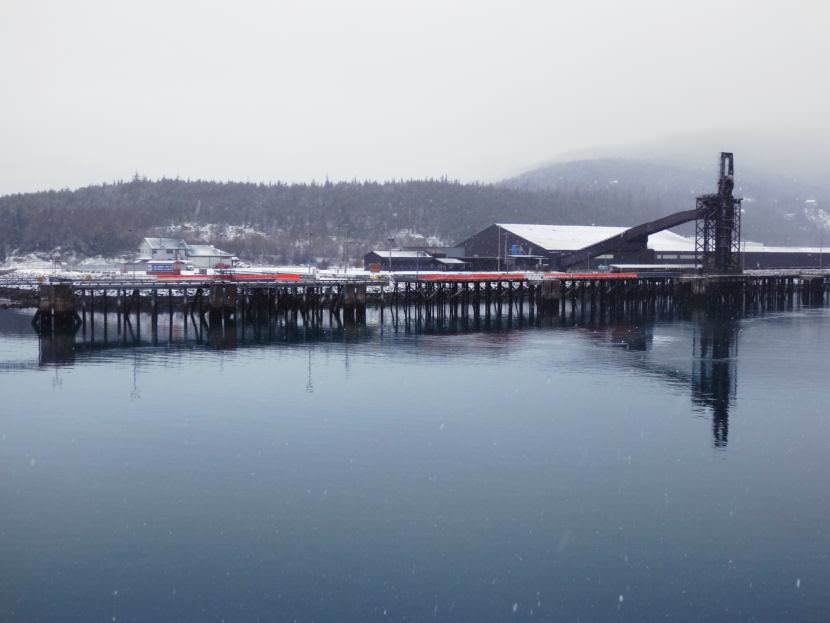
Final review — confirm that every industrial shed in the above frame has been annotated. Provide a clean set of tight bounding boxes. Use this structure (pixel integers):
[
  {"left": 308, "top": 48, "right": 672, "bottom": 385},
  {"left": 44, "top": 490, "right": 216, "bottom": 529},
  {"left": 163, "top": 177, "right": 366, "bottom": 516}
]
[
  {"left": 457, "top": 223, "right": 697, "bottom": 270},
  {"left": 456, "top": 223, "right": 827, "bottom": 271},
  {"left": 363, "top": 249, "right": 467, "bottom": 272},
  {"left": 741, "top": 245, "right": 828, "bottom": 269}
]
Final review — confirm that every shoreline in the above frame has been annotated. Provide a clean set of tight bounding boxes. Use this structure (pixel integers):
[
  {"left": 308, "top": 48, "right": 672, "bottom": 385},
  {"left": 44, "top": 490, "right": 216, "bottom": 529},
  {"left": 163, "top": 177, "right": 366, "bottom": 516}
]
[{"left": 0, "top": 287, "right": 37, "bottom": 309}]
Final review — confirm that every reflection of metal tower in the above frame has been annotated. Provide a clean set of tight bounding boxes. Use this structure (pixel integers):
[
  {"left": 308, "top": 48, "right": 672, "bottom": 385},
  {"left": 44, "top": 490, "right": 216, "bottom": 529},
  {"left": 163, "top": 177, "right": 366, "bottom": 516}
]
[
  {"left": 692, "top": 317, "right": 738, "bottom": 448},
  {"left": 695, "top": 152, "right": 742, "bottom": 273}
]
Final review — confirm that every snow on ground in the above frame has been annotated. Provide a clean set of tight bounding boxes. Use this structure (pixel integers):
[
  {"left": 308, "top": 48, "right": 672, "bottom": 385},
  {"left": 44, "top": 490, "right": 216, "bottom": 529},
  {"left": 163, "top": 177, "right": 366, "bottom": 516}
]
[
  {"left": 157, "top": 222, "right": 268, "bottom": 241},
  {"left": 0, "top": 253, "right": 56, "bottom": 271},
  {"left": 0, "top": 260, "right": 371, "bottom": 281},
  {"left": 2, "top": 253, "right": 529, "bottom": 283},
  {"left": 1, "top": 252, "right": 129, "bottom": 272},
  {"left": 2, "top": 268, "right": 130, "bottom": 281},
  {"left": 389, "top": 228, "right": 449, "bottom": 247}
]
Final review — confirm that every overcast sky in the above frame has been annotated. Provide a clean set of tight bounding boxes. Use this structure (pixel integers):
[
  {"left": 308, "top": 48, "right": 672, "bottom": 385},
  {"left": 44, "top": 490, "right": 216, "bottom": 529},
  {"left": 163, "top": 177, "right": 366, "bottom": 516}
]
[{"left": 1, "top": 0, "right": 827, "bottom": 195}]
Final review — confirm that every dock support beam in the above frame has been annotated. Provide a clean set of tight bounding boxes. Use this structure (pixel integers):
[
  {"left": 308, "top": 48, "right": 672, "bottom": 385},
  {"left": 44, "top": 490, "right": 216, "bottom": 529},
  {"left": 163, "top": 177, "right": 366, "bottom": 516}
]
[
  {"left": 538, "top": 279, "right": 562, "bottom": 315},
  {"left": 33, "top": 284, "right": 79, "bottom": 333},
  {"left": 209, "top": 284, "right": 238, "bottom": 326}
]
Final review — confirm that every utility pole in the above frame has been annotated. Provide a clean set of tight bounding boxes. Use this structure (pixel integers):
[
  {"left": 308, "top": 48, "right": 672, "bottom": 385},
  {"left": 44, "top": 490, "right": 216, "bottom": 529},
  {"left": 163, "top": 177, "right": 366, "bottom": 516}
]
[
  {"left": 497, "top": 226, "right": 501, "bottom": 272},
  {"left": 818, "top": 200, "right": 824, "bottom": 270},
  {"left": 306, "top": 229, "right": 311, "bottom": 276}
]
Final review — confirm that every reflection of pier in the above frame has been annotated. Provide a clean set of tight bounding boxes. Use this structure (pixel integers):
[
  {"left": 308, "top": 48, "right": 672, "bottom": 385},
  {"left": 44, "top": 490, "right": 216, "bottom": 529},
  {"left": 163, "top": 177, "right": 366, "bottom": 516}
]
[
  {"left": 36, "top": 316, "right": 375, "bottom": 366},
  {"left": 34, "top": 297, "right": 680, "bottom": 367},
  {"left": 14, "top": 302, "right": 769, "bottom": 450}
]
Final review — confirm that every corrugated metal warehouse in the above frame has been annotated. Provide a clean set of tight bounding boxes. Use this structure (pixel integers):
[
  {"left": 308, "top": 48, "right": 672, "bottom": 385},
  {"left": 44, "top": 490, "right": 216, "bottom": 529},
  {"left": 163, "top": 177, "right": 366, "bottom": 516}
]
[{"left": 456, "top": 223, "right": 827, "bottom": 270}]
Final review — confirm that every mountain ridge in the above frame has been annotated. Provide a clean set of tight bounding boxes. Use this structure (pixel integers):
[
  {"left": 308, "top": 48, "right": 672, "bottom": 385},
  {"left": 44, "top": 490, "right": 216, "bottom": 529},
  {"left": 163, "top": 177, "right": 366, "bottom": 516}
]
[{"left": 2, "top": 129, "right": 828, "bottom": 263}]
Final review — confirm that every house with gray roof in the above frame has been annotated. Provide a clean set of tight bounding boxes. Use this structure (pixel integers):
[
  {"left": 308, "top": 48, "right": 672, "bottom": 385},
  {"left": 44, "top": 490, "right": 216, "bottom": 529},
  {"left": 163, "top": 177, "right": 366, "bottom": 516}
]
[
  {"left": 139, "top": 238, "right": 188, "bottom": 261},
  {"left": 138, "top": 238, "right": 237, "bottom": 269}
]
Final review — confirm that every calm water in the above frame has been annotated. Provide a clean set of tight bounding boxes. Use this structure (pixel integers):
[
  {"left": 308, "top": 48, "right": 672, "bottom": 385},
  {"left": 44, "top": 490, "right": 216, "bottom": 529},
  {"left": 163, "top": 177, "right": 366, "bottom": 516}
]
[{"left": 1, "top": 307, "right": 829, "bottom": 622}]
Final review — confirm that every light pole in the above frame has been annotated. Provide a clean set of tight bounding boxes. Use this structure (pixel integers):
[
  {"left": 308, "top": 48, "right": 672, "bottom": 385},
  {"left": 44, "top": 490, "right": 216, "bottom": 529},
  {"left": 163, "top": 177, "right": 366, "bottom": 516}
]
[
  {"left": 306, "top": 229, "right": 312, "bottom": 276},
  {"left": 497, "top": 226, "right": 501, "bottom": 272},
  {"left": 128, "top": 228, "right": 136, "bottom": 279},
  {"left": 342, "top": 235, "right": 350, "bottom": 277},
  {"left": 387, "top": 237, "right": 395, "bottom": 273},
  {"left": 817, "top": 201, "right": 824, "bottom": 270}
]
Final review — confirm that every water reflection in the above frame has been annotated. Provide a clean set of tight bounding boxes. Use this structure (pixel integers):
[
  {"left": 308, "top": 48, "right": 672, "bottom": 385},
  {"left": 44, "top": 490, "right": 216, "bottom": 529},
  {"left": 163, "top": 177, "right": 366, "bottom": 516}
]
[
  {"left": 3, "top": 307, "right": 829, "bottom": 623},
  {"left": 567, "top": 313, "right": 739, "bottom": 448},
  {"left": 10, "top": 307, "right": 740, "bottom": 449},
  {"left": 38, "top": 331, "right": 77, "bottom": 366},
  {"left": 36, "top": 320, "right": 375, "bottom": 366},
  {"left": 692, "top": 316, "right": 738, "bottom": 448}
]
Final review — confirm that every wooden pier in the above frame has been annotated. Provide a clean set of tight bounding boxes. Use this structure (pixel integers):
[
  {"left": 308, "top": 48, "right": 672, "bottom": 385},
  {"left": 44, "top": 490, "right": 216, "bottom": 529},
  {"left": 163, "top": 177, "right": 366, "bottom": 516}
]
[{"left": 9, "top": 270, "right": 826, "bottom": 339}]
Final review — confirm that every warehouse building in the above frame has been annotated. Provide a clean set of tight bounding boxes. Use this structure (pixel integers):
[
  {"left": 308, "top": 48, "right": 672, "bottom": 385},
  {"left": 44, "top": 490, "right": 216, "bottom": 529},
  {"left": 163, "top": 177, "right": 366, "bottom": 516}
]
[
  {"left": 457, "top": 223, "right": 827, "bottom": 271},
  {"left": 363, "top": 248, "right": 467, "bottom": 272},
  {"left": 457, "top": 224, "right": 696, "bottom": 270}
]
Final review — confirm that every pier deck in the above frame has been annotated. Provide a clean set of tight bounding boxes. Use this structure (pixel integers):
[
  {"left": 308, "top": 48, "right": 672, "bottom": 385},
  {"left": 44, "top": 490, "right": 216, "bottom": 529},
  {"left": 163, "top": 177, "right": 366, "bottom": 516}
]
[{"left": 1, "top": 270, "right": 827, "bottom": 335}]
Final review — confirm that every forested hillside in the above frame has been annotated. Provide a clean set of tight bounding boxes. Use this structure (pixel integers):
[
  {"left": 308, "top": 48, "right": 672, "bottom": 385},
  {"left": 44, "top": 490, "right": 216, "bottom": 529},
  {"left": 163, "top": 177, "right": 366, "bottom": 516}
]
[
  {"left": 0, "top": 176, "right": 669, "bottom": 264},
  {"left": 1, "top": 161, "right": 826, "bottom": 264}
]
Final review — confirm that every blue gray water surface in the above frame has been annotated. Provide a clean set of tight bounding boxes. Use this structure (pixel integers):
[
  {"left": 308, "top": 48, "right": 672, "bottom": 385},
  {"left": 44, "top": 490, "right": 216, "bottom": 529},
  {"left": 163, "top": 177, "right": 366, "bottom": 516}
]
[{"left": 0, "top": 308, "right": 828, "bottom": 622}]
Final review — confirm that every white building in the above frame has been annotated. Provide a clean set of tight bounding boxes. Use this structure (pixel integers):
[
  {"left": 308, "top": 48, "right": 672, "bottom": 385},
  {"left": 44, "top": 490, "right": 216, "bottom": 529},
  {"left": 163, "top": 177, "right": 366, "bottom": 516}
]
[
  {"left": 184, "top": 244, "right": 237, "bottom": 269},
  {"left": 138, "top": 238, "right": 237, "bottom": 269},
  {"left": 139, "top": 238, "right": 188, "bottom": 261}
]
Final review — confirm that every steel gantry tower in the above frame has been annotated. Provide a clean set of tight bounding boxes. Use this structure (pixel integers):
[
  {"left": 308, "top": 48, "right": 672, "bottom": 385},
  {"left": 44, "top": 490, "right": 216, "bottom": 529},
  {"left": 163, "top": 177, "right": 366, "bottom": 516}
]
[
  {"left": 695, "top": 152, "right": 743, "bottom": 274},
  {"left": 557, "top": 152, "right": 744, "bottom": 272}
]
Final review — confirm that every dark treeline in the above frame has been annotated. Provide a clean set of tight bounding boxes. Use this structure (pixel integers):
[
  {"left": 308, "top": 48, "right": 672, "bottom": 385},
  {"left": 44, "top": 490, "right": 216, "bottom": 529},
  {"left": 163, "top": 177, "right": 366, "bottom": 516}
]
[
  {"left": 3, "top": 168, "right": 821, "bottom": 264},
  {"left": 0, "top": 176, "right": 672, "bottom": 263}
]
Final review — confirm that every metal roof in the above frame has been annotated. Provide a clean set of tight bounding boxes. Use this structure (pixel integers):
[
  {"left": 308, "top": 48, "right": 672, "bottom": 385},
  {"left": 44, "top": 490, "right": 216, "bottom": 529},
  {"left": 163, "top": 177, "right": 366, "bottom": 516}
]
[
  {"left": 495, "top": 224, "right": 697, "bottom": 253},
  {"left": 743, "top": 244, "right": 827, "bottom": 254},
  {"left": 369, "top": 249, "right": 432, "bottom": 258},
  {"left": 495, "top": 224, "right": 828, "bottom": 255},
  {"left": 185, "top": 244, "right": 233, "bottom": 257},
  {"left": 143, "top": 237, "right": 187, "bottom": 250},
  {"left": 609, "top": 264, "right": 699, "bottom": 269}
]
